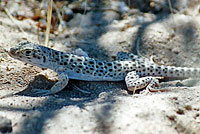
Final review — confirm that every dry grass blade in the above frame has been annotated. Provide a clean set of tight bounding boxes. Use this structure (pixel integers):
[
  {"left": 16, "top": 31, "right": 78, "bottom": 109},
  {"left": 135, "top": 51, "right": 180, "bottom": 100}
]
[
  {"left": 150, "top": 0, "right": 178, "bottom": 13},
  {"left": 167, "top": 0, "right": 173, "bottom": 14},
  {"left": 53, "top": 1, "right": 65, "bottom": 32},
  {"left": 45, "top": 0, "right": 53, "bottom": 47},
  {"left": 4, "top": 7, "right": 28, "bottom": 38}
]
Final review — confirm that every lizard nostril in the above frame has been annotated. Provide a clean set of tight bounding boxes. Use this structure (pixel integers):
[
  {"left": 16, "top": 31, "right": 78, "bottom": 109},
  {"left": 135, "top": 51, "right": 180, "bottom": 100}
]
[{"left": 9, "top": 48, "right": 16, "bottom": 55}]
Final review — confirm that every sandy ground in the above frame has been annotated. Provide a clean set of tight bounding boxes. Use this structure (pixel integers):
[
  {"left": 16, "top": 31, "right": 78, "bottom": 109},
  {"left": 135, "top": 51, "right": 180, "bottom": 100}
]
[{"left": 0, "top": 1, "right": 200, "bottom": 134}]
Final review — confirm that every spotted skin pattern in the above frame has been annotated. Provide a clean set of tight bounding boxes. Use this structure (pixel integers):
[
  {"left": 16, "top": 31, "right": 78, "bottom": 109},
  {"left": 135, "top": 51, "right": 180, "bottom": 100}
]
[{"left": 8, "top": 41, "right": 200, "bottom": 95}]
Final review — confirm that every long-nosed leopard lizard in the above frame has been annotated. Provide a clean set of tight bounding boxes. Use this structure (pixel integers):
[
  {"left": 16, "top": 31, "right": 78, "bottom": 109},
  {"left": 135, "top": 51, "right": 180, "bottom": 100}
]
[{"left": 8, "top": 41, "right": 200, "bottom": 95}]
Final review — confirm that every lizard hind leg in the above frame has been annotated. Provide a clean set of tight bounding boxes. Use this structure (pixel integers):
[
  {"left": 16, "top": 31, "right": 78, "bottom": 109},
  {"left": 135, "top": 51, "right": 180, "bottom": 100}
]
[
  {"left": 125, "top": 71, "right": 147, "bottom": 94},
  {"left": 125, "top": 71, "right": 166, "bottom": 94}
]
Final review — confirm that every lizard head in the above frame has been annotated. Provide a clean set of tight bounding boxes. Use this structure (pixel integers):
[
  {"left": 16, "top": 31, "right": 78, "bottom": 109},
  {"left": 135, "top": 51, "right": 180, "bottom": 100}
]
[{"left": 9, "top": 41, "right": 48, "bottom": 67}]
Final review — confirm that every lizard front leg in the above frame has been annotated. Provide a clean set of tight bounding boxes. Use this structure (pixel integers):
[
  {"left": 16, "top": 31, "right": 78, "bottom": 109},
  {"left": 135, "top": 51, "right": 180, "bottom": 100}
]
[{"left": 34, "top": 72, "right": 69, "bottom": 95}]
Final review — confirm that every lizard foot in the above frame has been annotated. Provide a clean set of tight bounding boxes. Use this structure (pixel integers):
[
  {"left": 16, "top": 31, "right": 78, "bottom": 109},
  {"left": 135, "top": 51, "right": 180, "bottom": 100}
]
[{"left": 31, "top": 89, "right": 55, "bottom": 96}]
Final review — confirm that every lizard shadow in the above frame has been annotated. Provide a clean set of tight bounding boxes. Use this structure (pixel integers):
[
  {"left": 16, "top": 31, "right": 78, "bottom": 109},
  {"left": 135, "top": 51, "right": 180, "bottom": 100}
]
[
  {"left": 16, "top": 75, "right": 126, "bottom": 100},
  {"left": 16, "top": 75, "right": 199, "bottom": 99},
  {"left": 5, "top": 75, "right": 127, "bottom": 134}
]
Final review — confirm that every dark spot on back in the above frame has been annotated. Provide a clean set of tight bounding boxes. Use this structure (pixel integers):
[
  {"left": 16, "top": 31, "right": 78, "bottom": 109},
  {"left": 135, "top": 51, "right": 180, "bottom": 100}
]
[
  {"left": 116, "top": 63, "right": 121, "bottom": 66},
  {"left": 99, "top": 70, "right": 103, "bottom": 73},
  {"left": 77, "top": 58, "right": 82, "bottom": 62},
  {"left": 78, "top": 65, "right": 83, "bottom": 68},
  {"left": 109, "top": 69, "right": 113, "bottom": 72},
  {"left": 55, "top": 51, "right": 59, "bottom": 55},
  {"left": 90, "top": 67, "right": 94, "bottom": 70},
  {"left": 150, "top": 65, "right": 154, "bottom": 69},
  {"left": 98, "top": 62, "right": 103, "bottom": 66},
  {"left": 43, "top": 56, "right": 46, "bottom": 63},
  {"left": 89, "top": 61, "right": 95, "bottom": 64},
  {"left": 86, "top": 70, "right": 90, "bottom": 73},
  {"left": 107, "top": 62, "right": 112, "bottom": 66},
  {"left": 64, "top": 55, "right": 69, "bottom": 58}
]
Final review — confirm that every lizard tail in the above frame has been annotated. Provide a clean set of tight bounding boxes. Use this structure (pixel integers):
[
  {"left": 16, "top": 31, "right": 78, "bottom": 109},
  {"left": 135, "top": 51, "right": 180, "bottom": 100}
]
[{"left": 152, "top": 65, "right": 200, "bottom": 78}]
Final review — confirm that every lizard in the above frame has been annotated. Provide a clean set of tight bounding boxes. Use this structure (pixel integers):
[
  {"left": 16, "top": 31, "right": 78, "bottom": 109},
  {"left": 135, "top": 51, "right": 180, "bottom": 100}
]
[{"left": 8, "top": 41, "right": 200, "bottom": 95}]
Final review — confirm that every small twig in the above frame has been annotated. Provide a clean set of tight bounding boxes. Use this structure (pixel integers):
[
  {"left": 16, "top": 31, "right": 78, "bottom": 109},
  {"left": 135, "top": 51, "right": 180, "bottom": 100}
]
[
  {"left": 150, "top": 0, "right": 178, "bottom": 13},
  {"left": 45, "top": 0, "right": 53, "bottom": 47},
  {"left": 53, "top": 1, "right": 65, "bottom": 31},
  {"left": 40, "top": 0, "right": 45, "bottom": 9},
  {"left": 79, "top": 0, "right": 88, "bottom": 27},
  {"left": 167, "top": 0, "right": 175, "bottom": 27},
  {"left": 128, "top": 0, "right": 131, "bottom": 8},
  {"left": 37, "top": 25, "right": 42, "bottom": 44},
  {"left": 0, "top": 92, "right": 18, "bottom": 99},
  {"left": 167, "top": 0, "right": 173, "bottom": 14},
  {"left": 4, "top": 7, "right": 28, "bottom": 38},
  {"left": 36, "top": 0, "right": 46, "bottom": 44},
  {"left": 71, "top": 83, "right": 91, "bottom": 94},
  {"left": 136, "top": 38, "right": 142, "bottom": 57}
]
